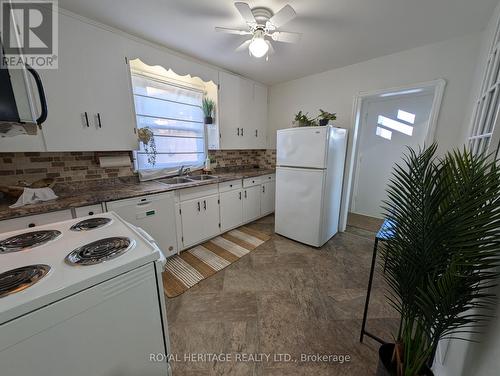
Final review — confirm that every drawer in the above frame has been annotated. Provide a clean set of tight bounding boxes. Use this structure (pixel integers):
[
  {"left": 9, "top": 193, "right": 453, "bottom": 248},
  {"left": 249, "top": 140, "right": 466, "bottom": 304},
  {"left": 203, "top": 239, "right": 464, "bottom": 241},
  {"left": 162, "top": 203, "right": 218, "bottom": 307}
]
[
  {"left": 219, "top": 179, "right": 242, "bottom": 193},
  {"left": 179, "top": 184, "right": 219, "bottom": 201},
  {"left": 0, "top": 209, "right": 73, "bottom": 234},
  {"left": 74, "top": 204, "right": 104, "bottom": 218},
  {"left": 243, "top": 176, "right": 262, "bottom": 187},
  {"left": 261, "top": 174, "right": 275, "bottom": 182}
]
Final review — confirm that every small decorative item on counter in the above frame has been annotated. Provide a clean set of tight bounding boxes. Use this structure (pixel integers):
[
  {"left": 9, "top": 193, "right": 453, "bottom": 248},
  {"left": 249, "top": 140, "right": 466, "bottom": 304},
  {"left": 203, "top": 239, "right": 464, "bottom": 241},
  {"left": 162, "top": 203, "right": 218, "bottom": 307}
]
[
  {"left": 318, "top": 109, "right": 337, "bottom": 126},
  {"left": 204, "top": 156, "right": 211, "bottom": 171},
  {"left": 137, "top": 127, "right": 157, "bottom": 166},
  {"left": 202, "top": 97, "right": 216, "bottom": 124}
]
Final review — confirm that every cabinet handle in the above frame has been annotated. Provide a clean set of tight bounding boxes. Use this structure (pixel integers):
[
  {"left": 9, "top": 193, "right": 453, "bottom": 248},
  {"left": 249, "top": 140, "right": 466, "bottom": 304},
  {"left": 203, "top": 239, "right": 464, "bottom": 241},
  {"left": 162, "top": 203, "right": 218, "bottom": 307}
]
[
  {"left": 237, "top": 128, "right": 240, "bottom": 136},
  {"left": 262, "top": 186, "right": 265, "bottom": 193},
  {"left": 84, "top": 112, "right": 89, "bottom": 127},
  {"left": 88, "top": 211, "right": 94, "bottom": 215},
  {"left": 28, "top": 223, "right": 36, "bottom": 228},
  {"left": 239, "top": 191, "right": 242, "bottom": 200},
  {"left": 203, "top": 200, "right": 207, "bottom": 210},
  {"left": 97, "top": 113, "right": 102, "bottom": 128},
  {"left": 244, "top": 190, "right": 247, "bottom": 199},
  {"left": 241, "top": 128, "right": 244, "bottom": 136},
  {"left": 255, "top": 129, "right": 258, "bottom": 137},
  {"left": 197, "top": 202, "right": 201, "bottom": 212}
]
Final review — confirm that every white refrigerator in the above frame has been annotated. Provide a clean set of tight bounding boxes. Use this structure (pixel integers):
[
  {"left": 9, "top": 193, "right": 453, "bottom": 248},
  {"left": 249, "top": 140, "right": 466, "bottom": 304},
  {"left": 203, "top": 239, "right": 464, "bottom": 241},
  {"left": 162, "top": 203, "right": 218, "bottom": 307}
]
[{"left": 275, "top": 126, "right": 348, "bottom": 247}]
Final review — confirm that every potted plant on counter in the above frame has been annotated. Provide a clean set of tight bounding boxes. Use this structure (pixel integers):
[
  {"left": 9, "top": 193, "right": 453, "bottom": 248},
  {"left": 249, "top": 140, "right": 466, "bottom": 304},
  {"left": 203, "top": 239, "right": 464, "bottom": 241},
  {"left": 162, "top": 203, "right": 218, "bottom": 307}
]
[
  {"left": 318, "top": 109, "right": 337, "bottom": 126},
  {"left": 378, "top": 144, "right": 500, "bottom": 376},
  {"left": 202, "top": 97, "right": 215, "bottom": 124},
  {"left": 137, "top": 127, "right": 157, "bottom": 166}
]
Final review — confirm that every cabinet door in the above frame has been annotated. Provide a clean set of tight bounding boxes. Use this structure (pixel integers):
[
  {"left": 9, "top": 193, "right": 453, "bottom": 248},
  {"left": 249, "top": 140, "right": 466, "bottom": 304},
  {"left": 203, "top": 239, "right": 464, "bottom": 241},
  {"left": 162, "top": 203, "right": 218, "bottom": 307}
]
[
  {"left": 219, "top": 72, "right": 242, "bottom": 149},
  {"left": 181, "top": 195, "right": 220, "bottom": 247},
  {"left": 253, "top": 84, "right": 268, "bottom": 149},
  {"left": 239, "top": 78, "right": 254, "bottom": 148},
  {"left": 40, "top": 14, "right": 95, "bottom": 151},
  {"left": 261, "top": 181, "right": 276, "bottom": 216},
  {"left": 88, "top": 27, "right": 138, "bottom": 151},
  {"left": 220, "top": 189, "right": 243, "bottom": 232},
  {"left": 243, "top": 185, "right": 261, "bottom": 223},
  {"left": 41, "top": 14, "right": 137, "bottom": 151}
]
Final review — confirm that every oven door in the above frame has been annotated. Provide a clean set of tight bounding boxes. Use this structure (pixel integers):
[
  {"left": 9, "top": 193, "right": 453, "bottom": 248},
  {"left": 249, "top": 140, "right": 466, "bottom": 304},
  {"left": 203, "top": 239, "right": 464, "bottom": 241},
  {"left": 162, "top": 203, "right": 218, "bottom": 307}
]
[{"left": 0, "top": 263, "right": 171, "bottom": 376}]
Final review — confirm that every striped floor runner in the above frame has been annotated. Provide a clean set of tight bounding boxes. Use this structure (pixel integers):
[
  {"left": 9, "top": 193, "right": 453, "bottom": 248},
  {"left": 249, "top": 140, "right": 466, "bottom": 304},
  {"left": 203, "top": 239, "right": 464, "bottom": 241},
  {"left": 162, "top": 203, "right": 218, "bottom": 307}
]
[{"left": 162, "top": 226, "right": 271, "bottom": 298}]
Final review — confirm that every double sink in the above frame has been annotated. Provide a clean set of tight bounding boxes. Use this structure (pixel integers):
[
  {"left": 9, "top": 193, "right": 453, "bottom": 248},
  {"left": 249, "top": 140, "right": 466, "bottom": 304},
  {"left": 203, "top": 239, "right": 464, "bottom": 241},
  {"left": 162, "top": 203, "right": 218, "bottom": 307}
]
[{"left": 157, "top": 175, "right": 219, "bottom": 186}]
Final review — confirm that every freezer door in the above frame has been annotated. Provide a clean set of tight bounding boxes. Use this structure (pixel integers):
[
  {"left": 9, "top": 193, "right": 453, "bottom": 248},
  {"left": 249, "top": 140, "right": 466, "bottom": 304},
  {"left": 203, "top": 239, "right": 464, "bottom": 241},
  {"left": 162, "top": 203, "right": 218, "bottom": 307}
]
[
  {"left": 275, "top": 167, "right": 325, "bottom": 246},
  {"left": 277, "top": 127, "right": 328, "bottom": 168}
]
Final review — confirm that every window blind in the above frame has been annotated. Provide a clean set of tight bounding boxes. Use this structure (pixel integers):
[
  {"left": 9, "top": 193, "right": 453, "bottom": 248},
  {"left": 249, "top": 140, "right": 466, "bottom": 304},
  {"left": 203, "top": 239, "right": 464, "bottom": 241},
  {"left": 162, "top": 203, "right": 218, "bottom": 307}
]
[{"left": 132, "top": 74, "right": 206, "bottom": 171}]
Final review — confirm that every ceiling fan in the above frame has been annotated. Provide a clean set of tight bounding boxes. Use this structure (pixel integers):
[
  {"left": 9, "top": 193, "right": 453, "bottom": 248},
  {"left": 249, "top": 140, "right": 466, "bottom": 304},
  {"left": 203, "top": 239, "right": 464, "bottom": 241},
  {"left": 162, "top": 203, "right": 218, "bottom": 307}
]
[{"left": 215, "top": 2, "right": 301, "bottom": 60}]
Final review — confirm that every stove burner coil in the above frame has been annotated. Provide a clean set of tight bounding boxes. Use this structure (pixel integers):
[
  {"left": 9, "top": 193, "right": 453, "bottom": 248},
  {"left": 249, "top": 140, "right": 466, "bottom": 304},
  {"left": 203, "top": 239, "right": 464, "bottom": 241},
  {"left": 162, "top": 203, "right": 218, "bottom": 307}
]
[
  {"left": 0, "top": 230, "right": 61, "bottom": 253},
  {"left": 65, "top": 237, "right": 134, "bottom": 266},
  {"left": 0, "top": 265, "right": 51, "bottom": 298},
  {"left": 70, "top": 217, "right": 112, "bottom": 231}
]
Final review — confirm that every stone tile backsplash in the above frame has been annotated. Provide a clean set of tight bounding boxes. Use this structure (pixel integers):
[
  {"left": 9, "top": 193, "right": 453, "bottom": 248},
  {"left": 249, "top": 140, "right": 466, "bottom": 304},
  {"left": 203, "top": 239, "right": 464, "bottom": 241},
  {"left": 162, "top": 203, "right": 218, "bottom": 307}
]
[{"left": 0, "top": 149, "right": 276, "bottom": 186}]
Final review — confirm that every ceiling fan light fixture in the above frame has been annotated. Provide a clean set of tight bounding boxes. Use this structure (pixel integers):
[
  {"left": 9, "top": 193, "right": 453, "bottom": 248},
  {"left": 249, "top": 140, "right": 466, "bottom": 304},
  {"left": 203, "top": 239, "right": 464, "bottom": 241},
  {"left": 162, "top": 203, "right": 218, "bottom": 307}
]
[{"left": 249, "top": 35, "right": 269, "bottom": 58}]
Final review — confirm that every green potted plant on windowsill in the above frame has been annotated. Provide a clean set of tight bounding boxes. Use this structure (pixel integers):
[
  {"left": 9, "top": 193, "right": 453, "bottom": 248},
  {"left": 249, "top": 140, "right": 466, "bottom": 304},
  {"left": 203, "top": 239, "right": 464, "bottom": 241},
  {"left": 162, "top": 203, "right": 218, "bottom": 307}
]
[
  {"left": 202, "top": 97, "right": 215, "bottom": 125},
  {"left": 377, "top": 144, "right": 500, "bottom": 376}
]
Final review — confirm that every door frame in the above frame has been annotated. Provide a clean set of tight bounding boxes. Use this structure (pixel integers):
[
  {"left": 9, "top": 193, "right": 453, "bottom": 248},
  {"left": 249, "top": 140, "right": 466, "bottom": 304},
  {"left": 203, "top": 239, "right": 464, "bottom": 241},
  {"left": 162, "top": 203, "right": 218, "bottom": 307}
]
[{"left": 339, "top": 79, "right": 446, "bottom": 230}]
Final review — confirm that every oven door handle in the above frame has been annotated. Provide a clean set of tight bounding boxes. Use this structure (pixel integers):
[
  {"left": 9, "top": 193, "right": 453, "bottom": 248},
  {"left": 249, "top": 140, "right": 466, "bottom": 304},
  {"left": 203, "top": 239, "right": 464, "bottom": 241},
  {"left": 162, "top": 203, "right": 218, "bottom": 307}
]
[{"left": 25, "top": 64, "right": 48, "bottom": 125}]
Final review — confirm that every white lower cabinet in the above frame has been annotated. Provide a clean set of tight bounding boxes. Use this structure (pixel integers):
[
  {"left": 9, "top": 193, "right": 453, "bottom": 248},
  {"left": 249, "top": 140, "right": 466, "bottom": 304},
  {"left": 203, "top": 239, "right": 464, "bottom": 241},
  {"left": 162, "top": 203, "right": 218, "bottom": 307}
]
[
  {"left": 220, "top": 189, "right": 243, "bottom": 232},
  {"left": 180, "top": 194, "right": 220, "bottom": 248},
  {"left": 243, "top": 185, "right": 261, "bottom": 223},
  {"left": 0, "top": 210, "right": 73, "bottom": 233},
  {"left": 261, "top": 181, "right": 276, "bottom": 216},
  {"left": 74, "top": 204, "right": 104, "bottom": 218}
]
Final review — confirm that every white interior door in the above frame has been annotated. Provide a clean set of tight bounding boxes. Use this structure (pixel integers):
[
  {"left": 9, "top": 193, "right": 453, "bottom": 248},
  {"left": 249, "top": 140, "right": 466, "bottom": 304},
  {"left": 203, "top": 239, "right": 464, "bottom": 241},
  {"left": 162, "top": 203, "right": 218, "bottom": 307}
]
[{"left": 352, "top": 92, "right": 435, "bottom": 218}]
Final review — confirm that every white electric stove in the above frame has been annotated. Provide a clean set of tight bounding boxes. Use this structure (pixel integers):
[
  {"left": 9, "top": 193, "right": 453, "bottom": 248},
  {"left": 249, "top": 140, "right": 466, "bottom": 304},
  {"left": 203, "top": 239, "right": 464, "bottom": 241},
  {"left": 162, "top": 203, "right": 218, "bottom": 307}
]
[{"left": 0, "top": 212, "right": 172, "bottom": 376}]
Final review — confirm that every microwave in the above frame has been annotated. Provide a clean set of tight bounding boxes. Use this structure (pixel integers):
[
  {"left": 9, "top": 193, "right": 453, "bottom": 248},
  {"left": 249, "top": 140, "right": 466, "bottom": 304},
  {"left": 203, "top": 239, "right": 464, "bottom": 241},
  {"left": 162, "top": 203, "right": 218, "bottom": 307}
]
[{"left": 0, "top": 46, "right": 48, "bottom": 136}]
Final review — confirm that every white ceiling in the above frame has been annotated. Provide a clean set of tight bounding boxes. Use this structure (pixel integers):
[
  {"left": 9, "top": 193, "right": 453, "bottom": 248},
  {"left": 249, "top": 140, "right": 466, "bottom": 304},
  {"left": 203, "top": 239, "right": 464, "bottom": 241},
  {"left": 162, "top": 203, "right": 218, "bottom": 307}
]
[{"left": 58, "top": 0, "right": 498, "bottom": 85}]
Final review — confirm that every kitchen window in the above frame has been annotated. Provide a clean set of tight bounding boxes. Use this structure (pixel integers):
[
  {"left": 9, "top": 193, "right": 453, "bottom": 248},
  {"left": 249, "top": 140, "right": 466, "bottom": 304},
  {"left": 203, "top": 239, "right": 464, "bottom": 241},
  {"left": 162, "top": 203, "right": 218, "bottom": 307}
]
[{"left": 131, "top": 71, "right": 207, "bottom": 176}]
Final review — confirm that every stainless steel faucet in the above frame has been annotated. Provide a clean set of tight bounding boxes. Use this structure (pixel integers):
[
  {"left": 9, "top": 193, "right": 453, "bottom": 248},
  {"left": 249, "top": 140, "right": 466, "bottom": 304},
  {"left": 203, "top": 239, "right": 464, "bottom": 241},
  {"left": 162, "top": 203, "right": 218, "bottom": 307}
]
[{"left": 178, "top": 165, "right": 191, "bottom": 176}]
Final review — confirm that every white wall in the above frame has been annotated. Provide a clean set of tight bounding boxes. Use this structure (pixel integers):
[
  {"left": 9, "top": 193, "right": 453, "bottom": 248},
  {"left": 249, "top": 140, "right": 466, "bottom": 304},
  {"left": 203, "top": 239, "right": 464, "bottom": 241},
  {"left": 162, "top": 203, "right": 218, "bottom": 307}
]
[
  {"left": 433, "top": 3, "right": 500, "bottom": 376},
  {"left": 268, "top": 32, "right": 482, "bottom": 155}
]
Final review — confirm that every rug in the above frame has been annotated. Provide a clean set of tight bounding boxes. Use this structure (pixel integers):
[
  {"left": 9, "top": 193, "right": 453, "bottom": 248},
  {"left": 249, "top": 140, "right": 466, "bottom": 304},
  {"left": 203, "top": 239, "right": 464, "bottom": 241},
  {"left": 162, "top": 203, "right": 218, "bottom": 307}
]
[{"left": 162, "top": 226, "right": 271, "bottom": 298}]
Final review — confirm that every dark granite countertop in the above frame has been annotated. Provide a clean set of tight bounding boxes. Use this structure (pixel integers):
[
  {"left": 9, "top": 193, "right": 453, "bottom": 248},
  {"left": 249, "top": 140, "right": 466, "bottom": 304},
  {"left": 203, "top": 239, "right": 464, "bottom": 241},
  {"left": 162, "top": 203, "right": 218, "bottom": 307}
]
[{"left": 0, "top": 168, "right": 275, "bottom": 221}]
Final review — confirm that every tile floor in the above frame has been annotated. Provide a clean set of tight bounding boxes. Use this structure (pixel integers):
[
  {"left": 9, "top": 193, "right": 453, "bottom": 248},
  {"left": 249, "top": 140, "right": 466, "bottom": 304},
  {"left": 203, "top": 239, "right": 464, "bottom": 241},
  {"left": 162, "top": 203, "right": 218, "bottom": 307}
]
[{"left": 166, "top": 215, "right": 399, "bottom": 375}]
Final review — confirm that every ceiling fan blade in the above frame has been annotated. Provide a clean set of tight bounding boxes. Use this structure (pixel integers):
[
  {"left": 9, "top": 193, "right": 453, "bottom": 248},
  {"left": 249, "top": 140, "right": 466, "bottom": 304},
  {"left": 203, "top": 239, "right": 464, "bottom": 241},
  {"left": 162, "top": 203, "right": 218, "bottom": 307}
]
[
  {"left": 234, "top": 2, "right": 256, "bottom": 25},
  {"left": 215, "top": 27, "right": 251, "bottom": 35},
  {"left": 270, "top": 31, "right": 302, "bottom": 43},
  {"left": 266, "top": 40, "right": 275, "bottom": 55},
  {"left": 235, "top": 39, "right": 252, "bottom": 52},
  {"left": 268, "top": 4, "right": 296, "bottom": 28}
]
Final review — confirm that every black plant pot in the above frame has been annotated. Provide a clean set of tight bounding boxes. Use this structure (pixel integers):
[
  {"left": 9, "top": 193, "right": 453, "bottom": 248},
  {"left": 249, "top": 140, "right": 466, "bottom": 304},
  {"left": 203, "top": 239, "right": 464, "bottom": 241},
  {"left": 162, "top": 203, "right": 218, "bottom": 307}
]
[
  {"left": 376, "top": 344, "right": 434, "bottom": 376},
  {"left": 319, "top": 118, "right": 329, "bottom": 126},
  {"left": 204, "top": 116, "right": 213, "bottom": 124}
]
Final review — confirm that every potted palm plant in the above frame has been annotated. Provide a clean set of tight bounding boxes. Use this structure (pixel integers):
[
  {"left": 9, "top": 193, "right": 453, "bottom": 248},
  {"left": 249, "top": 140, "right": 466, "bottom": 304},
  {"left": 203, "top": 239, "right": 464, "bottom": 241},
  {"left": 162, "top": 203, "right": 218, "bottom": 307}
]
[
  {"left": 202, "top": 97, "right": 215, "bottom": 124},
  {"left": 378, "top": 144, "right": 500, "bottom": 376}
]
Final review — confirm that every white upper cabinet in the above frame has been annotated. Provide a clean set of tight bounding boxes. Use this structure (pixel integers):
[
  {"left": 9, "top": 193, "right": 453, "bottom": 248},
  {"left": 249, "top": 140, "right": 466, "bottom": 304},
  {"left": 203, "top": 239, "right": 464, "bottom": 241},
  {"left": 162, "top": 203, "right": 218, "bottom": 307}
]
[
  {"left": 39, "top": 14, "right": 137, "bottom": 151},
  {"left": 218, "top": 71, "right": 268, "bottom": 150}
]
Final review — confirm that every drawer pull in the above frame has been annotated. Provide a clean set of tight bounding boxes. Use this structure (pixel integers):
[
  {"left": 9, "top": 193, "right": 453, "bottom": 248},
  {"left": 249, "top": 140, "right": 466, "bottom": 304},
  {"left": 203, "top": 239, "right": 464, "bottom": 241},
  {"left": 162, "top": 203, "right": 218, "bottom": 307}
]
[
  {"left": 88, "top": 211, "right": 94, "bottom": 215},
  {"left": 28, "top": 223, "right": 36, "bottom": 228}
]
